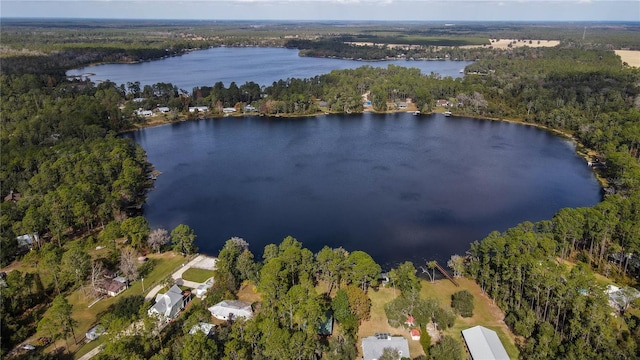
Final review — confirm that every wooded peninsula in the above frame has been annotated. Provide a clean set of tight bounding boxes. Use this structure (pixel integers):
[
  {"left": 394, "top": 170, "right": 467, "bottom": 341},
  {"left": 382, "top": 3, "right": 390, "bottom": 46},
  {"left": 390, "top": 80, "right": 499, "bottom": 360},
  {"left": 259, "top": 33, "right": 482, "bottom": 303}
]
[{"left": 1, "top": 20, "right": 639, "bottom": 360}]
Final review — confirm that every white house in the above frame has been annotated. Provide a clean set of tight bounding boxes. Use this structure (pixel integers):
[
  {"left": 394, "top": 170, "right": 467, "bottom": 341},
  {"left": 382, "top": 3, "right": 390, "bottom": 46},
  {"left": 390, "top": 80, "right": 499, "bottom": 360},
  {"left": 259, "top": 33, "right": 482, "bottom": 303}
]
[
  {"left": 223, "top": 107, "right": 236, "bottom": 113},
  {"left": 208, "top": 300, "right": 253, "bottom": 321},
  {"left": 361, "top": 333, "right": 410, "bottom": 360},
  {"left": 461, "top": 325, "right": 509, "bottom": 360},
  {"left": 188, "top": 106, "right": 209, "bottom": 113},
  {"left": 148, "top": 285, "right": 190, "bottom": 320},
  {"left": 157, "top": 107, "right": 170, "bottom": 113},
  {"left": 135, "top": 109, "right": 153, "bottom": 117}
]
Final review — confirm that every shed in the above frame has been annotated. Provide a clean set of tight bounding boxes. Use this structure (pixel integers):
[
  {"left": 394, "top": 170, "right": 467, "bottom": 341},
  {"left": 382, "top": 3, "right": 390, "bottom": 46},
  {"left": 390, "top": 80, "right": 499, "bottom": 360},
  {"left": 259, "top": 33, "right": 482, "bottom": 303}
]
[
  {"left": 410, "top": 329, "right": 421, "bottom": 341},
  {"left": 461, "top": 325, "right": 509, "bottom": 360},
  {"left": 318, "top": 310, "right": 334, "bottom": 336},
  {"left": 361, "top": 333, "right": 410, "bottom": 360}
]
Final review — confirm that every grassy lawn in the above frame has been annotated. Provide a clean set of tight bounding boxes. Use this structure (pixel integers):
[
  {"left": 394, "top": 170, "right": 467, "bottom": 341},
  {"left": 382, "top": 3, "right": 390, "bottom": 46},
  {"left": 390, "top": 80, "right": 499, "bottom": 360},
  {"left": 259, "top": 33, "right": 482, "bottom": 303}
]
[
  {"left": 357, "top": 277, "right": 519, "bottom": 360},
  {"left": 237, "top": 281, "right": 262, "bottom": 304},
  {"left": 181, "top": 267, "right": 214, "bottom": 283},
  {"left": 421, "top": 277, "right": 520, "bottom": 359}
]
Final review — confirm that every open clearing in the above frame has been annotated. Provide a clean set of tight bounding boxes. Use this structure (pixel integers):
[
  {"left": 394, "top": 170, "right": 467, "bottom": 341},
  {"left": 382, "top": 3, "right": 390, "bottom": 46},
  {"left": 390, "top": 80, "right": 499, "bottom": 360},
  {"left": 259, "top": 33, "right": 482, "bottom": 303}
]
[
  {"left": 461, "top": 39, "right": 560, "bottom": 49},
  {"left": 615, "top": 50, "right": 640, "bottom": 67},
  {"left": 358, "top": 277, "right": 519, "bottom": 359}
]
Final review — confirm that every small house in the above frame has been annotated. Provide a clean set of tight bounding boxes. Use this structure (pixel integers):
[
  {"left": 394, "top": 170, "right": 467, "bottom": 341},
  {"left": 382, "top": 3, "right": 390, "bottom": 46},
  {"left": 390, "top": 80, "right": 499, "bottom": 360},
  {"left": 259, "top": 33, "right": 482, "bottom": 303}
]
[
  {"left": 436, "top": 99, "right": 449, "bottom": 107},
  {"left": 223, "top": 107, "right": 236, "bottom": 113},
  {"left": 244, "top": 105, "right": 257, "bottom": 112},
  {"left": 157, "top": 107, "right": 170, "bottom": 113},
  {"left": 101, "top": 278, "right": 127, "bottom": 297},
  {"left": 361, "top": 333, "right": 410, "bottom": 360},
  {"left": 208, "top": 300, "right": 253, "bottom": 321},
  {"left": 188, "top": 106, "right": 209, "bottom": 113},
  {"left": 410, "top": 329, "right": 421, "bottom": 341},
  {"left": 135, "top": 109, "right": 153, "bottom": 117}
]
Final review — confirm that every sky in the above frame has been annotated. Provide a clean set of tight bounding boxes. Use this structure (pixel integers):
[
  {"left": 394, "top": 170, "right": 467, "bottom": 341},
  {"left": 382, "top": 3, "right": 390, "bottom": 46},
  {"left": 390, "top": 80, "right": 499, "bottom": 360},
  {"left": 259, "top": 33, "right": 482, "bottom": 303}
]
[{"left": 1, "top": 0, "right": 639, "bottom": 22}]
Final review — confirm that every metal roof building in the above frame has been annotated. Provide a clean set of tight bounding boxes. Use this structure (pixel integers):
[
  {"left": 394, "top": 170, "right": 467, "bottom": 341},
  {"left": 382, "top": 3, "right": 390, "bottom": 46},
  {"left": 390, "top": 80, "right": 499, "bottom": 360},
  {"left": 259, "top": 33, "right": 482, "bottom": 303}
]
[
  {"left": 461, "top": 325, "right": 510, "bottom": 360},
  {"left": 361, "top": 333, "right": 410, "bottom": 360}
]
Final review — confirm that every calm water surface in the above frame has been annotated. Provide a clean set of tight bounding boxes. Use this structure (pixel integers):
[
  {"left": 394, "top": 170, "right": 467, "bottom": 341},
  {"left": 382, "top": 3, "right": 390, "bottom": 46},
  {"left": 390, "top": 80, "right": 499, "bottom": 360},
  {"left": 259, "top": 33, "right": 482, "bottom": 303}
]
[
  {"left": 125, "top": 113, "right": 601, "bottom": 267},
  {"left": 68, "top": 47, "right": 473, "bottom": 89}
]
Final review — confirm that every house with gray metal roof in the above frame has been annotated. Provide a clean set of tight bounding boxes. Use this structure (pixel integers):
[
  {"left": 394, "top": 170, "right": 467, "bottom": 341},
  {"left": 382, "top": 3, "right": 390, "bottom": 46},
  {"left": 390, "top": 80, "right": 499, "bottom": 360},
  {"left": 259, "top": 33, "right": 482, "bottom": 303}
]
[
  {"left": 361, "top": 333, "right": 410, "bottom": 360},
  {"left": 461, "top": 325, "right": 509, "bottom": 360},
  {"left": 148, "top": 285, "right": 189, "bottom": 320}
]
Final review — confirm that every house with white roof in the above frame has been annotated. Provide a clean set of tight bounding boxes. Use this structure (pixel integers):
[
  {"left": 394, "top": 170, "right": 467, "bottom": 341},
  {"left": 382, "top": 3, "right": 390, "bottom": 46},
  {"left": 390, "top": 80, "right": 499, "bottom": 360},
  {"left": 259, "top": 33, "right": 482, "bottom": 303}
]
[
  {"left": 148, "top": 285, "right": 190, "bottom": 321},
  {"left": 461, "top": 325, "right": 509, "bottom": 360},
  {"left": 208, "top": 300, "right": 253, "bottom": 321},
  {"left": 361, "top": 333, "right": 410, "bottom": 360}
]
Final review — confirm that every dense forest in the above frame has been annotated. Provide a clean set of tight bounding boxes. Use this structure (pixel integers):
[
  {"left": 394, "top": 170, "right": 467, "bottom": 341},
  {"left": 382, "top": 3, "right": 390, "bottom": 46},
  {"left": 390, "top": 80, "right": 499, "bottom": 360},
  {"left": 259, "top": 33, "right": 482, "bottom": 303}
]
[{"left": 1, "top": 20, "right": 640, "bottom": 359}]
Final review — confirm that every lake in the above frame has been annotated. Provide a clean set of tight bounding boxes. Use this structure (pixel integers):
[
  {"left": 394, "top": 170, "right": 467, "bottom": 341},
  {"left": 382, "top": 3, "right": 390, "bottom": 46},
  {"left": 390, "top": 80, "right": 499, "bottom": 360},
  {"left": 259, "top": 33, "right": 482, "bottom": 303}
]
[
  {"left": 68, "top": 47, "right": 473, "bottom": 89},
  {"left": 124, "top": 113, "right": 601, "bottom": 268}
]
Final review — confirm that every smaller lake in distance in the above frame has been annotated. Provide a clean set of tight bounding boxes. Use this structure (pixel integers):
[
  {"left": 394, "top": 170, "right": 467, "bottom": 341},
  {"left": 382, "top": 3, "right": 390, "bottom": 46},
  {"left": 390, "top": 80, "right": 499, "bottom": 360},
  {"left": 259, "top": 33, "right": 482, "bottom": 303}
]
[
  {"left": 125, "top": 113, "right": 601, "bottom": 268},
  {"left": 68, "top": 47, "right": 473, "bottom": 89}
]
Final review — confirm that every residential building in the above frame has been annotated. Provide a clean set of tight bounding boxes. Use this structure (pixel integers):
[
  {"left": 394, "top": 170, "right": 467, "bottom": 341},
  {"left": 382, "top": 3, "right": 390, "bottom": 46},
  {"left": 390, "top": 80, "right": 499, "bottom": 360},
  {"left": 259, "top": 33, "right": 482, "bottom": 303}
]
[
  {"left": 208, "top": 300, "right": 253, "bottom": 321},
  {"left": 361, "top": 333, "right": 410, "bottom": 360},
  {"left": 148, "top": 285, "right": 190, "bottom": 320}
]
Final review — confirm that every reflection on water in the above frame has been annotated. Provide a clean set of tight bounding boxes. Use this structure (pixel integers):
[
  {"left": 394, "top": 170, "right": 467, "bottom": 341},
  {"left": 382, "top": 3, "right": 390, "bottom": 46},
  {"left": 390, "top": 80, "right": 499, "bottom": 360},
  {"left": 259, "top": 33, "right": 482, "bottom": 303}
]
[{"left": 125, "top": 113, "right": 601, "bottom": 268}]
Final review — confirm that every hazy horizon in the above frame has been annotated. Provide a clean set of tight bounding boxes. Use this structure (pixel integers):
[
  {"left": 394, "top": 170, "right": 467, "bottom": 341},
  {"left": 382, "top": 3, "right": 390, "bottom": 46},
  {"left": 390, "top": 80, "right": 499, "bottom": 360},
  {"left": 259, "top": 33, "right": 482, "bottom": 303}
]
[{"left": 2, "top": 1, "right": 639, "bottom": 22}]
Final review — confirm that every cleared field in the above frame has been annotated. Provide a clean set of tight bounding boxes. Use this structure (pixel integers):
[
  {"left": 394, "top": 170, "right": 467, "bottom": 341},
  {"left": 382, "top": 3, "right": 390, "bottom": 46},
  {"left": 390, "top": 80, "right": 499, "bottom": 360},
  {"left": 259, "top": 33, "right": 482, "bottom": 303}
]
[
  {"left": 615, "top": 50, "right": 640, "bottom": 67},
  {"left": 461, "top": 39, "right": 560, "bottom": 49}
]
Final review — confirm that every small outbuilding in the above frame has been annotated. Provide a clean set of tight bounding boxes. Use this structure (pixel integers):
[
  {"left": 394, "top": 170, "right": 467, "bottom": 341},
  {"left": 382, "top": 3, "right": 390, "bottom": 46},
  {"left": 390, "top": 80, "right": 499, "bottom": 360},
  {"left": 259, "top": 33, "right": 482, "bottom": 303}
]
[
  {"left": 461, "top": 325, "right": 509, "bottom": 360},
  {"left": 188, "top": 322, "right": 216, "bottom": 336}
]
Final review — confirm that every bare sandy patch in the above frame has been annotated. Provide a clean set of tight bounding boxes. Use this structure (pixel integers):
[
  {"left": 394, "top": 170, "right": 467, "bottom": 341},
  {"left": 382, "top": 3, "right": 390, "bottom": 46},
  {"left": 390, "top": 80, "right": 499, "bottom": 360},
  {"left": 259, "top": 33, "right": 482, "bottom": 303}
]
[{"left": 615, "top": 50, "right": 640, "bottom": 67}]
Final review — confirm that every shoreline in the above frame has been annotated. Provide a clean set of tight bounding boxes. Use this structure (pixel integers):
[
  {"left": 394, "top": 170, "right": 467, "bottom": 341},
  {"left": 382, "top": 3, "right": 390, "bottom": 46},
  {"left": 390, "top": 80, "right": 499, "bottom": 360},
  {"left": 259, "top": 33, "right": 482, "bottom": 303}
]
[{"left": 123, "top": 109, "right": 607, "bottom": 188}]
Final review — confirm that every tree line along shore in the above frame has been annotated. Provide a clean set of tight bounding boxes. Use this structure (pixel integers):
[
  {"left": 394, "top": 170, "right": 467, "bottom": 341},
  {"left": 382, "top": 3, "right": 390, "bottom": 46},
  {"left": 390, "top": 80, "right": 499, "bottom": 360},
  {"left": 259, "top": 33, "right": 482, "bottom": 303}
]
[{"left": 1, "top": 21, "right": 640, "bottom": 359}]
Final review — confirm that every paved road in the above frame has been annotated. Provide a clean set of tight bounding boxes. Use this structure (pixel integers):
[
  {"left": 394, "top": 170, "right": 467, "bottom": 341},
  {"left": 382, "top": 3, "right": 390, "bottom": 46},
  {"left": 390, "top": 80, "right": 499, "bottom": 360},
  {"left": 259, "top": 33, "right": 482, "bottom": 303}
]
[{"left": 77, "top": 345, "right": 103, "bottom": 360}]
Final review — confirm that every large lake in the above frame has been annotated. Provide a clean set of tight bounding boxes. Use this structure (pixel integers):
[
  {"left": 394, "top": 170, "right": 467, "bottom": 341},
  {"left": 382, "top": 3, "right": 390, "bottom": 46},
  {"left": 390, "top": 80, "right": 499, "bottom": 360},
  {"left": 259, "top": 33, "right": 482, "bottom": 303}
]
[
  {"left": 125, "top": 113, "right": 601, "bottom": 267},
  {"left": 68, "top": 47, "right": 473, "bottom": 89}
]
